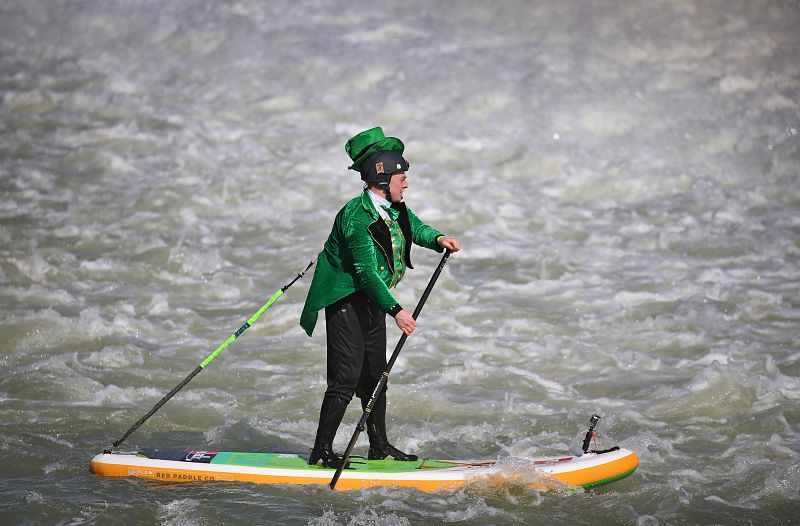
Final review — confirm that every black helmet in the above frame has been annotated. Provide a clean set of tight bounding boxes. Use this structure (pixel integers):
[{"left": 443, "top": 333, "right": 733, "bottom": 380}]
[{"left": 360, "top": 150, "right": 410, "bottom": 189}]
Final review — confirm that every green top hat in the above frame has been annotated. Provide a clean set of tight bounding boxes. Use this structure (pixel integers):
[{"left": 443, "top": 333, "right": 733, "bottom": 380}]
[{"left": 345, "top": 127, "right": 404, "bottom": 172}]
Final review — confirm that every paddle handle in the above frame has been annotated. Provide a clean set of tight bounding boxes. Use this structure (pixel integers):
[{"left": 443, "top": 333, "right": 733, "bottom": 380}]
[{"left": 330, "top": 250, "right": 452, "bottom": 489}]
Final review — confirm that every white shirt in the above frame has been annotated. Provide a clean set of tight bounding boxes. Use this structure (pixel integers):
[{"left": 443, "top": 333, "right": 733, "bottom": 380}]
[{"left": 367, "top": 190, "right": 393, "bottom": 220}]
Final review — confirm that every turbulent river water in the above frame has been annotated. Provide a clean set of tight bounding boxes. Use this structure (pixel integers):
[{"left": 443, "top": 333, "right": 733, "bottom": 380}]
[{"left": 2, "top": 1, "right": 799, "bottom": 524}]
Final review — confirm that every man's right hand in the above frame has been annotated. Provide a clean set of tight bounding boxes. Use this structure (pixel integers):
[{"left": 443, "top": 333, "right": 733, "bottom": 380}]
[{"left": 394, "top": 309, "right": 417, "bottom": 335}]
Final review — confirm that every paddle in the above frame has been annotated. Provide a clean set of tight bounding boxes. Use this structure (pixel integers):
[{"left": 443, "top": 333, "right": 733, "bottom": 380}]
[
  {"left": 329, "top": 249, "right": 452, "bottom": 489},
  {"left": 105, "top": 260, "right": 314, "bottom": 453}
]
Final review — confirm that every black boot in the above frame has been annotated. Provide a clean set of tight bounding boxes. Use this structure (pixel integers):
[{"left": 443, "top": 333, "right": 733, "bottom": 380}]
[
  {"left": 363, "top": 392, "right": 418, "bottom": 462},
  {"left": 309, "top": 395, "right": 349, "bottom": 469}
]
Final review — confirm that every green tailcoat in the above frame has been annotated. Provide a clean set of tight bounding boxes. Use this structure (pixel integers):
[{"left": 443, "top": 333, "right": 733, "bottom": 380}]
[{"left": 300, "top": 190, "right": 443, "bottom": 336}]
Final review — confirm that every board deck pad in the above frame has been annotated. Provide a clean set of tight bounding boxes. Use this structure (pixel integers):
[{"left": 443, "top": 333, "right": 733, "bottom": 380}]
[{"left": 141, "top": 449, "right": 489, "bottom": 472}]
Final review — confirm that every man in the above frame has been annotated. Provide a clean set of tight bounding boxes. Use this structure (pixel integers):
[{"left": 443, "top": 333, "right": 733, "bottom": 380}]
[{"left": 300, "top": 127, "right": 460, "bottom": 468}]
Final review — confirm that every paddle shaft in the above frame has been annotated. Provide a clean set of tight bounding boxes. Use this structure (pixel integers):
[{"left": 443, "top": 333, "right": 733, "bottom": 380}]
[
  {"left": 329, "top": 250, "right": 452, "bottom": 489},
  {"left": 106, "top": 261, "right": 314, "bottom": 452}
]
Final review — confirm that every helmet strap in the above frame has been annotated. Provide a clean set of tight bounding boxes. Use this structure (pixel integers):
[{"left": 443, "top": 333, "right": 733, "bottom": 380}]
[{"left": 378, "top": 174, "right": 393, "bottom": 203}]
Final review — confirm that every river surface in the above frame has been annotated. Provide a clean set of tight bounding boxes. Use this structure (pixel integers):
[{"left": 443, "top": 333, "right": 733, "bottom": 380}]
[{"left": 1, "top": 1, "right": 799, "bottom": 524}]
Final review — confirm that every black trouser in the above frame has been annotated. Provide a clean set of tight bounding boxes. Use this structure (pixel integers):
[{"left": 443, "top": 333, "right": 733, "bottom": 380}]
[
  {"left": 324, "top": 291, "right": 387, "bottom": 403},
  {"left": 311, "top": 291, "right": 389, "bottom": 452}
]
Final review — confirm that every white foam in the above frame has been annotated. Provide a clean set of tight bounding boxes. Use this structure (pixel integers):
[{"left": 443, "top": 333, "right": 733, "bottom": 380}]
[
  {"left": 158, "top": 499, "right": 201, "bottom": 526},
  {"left": 83, "top": 346, "right": 144, "bottom": 369}
]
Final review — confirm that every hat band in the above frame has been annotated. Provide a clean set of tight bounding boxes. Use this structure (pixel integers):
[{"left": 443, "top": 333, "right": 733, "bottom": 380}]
[{"left": 351, "top": 142, "right": 377, "bottom": 165}]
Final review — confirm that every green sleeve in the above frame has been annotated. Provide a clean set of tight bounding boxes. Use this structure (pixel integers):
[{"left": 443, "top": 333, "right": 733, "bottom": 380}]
[
  {"left": 407, "top": 207, "right": 445, "bottom": 252},
  {"left": 344, "top": 215, "right": 400, "bottom": 313}
]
